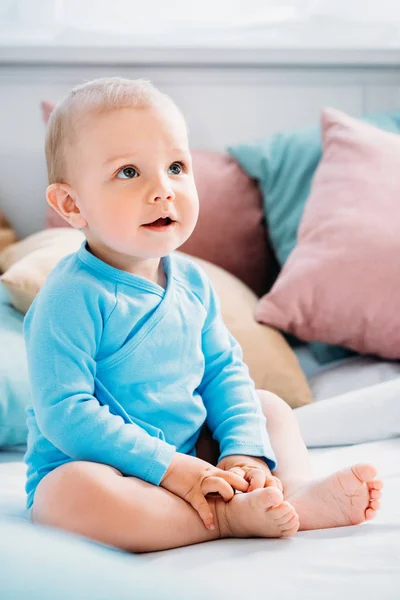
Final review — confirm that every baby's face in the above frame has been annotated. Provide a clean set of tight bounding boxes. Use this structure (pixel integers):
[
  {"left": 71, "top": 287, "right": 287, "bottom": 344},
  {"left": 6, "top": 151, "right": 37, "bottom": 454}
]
[{"left": 67, "top": 104, "right": 199, "bottom": 260}]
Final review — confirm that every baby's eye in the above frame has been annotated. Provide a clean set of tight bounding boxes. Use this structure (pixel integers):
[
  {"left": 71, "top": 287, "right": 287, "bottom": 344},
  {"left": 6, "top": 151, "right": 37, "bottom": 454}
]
[
  {"left": 168, "top": 162, "right": 185, "bottom": 175},
  {"left": 116, "top": 166, "right": 138, "bottom": 179}
]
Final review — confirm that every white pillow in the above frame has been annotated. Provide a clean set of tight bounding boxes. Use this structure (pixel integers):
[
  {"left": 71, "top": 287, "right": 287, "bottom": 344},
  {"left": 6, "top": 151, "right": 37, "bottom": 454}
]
[
  {"left": 296, "top": 377, "right": 400, "bottom": 447},
  {"left": 310, "top": 356, "right": 400, "bottom": 402}
]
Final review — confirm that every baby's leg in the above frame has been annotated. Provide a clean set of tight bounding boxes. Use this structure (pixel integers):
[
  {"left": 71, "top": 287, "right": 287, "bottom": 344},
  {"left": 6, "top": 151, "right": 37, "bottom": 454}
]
[
  {"left": 32, "top": 460, "right": 297, "bottom": 553},
  {"left": 257, "top": 390, "right": 313, "bottom": 494},
  {"left": 258, "top": 390, "right": 383, "bottom": 530}
]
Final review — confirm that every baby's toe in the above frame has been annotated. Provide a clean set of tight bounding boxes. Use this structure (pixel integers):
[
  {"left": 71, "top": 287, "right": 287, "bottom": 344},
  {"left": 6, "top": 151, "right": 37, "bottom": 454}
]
[
  {"left": 351, "top": 464, "right": 377, "bottom": 484},
  {"left": 368, "top": 479, "right": 383, "bottom": 491},
  {"left": 279, "top": 515, "right": 299, "bottom": 537},
  {"left": 248, "top": 486, "right": 284, "bottom": 514},
  {"left": 261, "top": 487, "right": 284, "bottom": 507},
  {"left": 272, "top": 502, "right": 298, "bottom": 524},
  {"left": 369, "top": 499, "right": 380, "bottom": 511},
  {"left": 369, "top": 489, "right": 382, "bottom": 500},
  {"left": 279, "top": 513, "right": 299, "bottom": 528},
  {"left": 365, "top": 506, "right": 378, "bottom": 520}
]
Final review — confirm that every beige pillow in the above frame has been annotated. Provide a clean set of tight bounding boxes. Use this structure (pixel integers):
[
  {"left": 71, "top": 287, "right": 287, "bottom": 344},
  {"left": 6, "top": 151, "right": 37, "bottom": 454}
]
[
  {"left": 0, "top": 209, "right": 18, "bottom": 254},
  {"left": 0, "top": 228, "right": 85, "bottom": 313},
  {"left": 0, "top": 229, "right": 313, "bottom": 408}
]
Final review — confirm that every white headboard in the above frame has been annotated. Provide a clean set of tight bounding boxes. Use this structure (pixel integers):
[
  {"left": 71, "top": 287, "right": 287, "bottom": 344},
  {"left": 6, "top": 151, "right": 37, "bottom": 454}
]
[{"left": 1, "top": 47, "right": 399, "bottom": 238}]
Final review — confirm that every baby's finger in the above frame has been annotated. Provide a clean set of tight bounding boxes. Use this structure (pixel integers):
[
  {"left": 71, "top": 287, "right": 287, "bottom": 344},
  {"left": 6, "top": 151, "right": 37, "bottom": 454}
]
[
  {"left": 189, "top": 492, "right": 215, "bottom": 530},
  {"left": 228, "top": 466, "right": 246, "bottom": 479},
  {"left": 268, "top": 476, "right": 283, "bottom": 492},
  {"left": 246, "top": 468, "right": 266, "bottom": 492},
  {"left": 202, "top": 476, "right": 235, "bottom": 502},
  {"left": 219, "top": 469, "right": 249, "bottom": 493}
]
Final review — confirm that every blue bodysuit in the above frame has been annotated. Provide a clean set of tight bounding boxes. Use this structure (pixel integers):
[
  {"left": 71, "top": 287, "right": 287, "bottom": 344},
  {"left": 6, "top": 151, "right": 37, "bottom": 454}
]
[{"left": 24, "top": 241, "right": 276, "bottom": 509}]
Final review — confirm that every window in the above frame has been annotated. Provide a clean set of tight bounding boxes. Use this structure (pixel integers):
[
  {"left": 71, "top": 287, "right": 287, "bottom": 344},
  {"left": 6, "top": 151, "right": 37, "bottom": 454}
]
[{"left": 1, "top": 0, "right": 399, "bottom": 47}]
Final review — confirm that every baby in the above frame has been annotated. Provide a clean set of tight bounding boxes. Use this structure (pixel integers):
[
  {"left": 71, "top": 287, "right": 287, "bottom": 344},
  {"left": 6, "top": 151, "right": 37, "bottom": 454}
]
[{"left": 24, "top": 77, "right": 382, "bottom": 553}]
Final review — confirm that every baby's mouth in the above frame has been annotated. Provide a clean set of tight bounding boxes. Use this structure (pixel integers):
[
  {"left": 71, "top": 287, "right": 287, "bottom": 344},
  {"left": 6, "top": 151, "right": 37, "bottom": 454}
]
[{"left": 142, "top": 216, "right": 176, "bottom": 229}]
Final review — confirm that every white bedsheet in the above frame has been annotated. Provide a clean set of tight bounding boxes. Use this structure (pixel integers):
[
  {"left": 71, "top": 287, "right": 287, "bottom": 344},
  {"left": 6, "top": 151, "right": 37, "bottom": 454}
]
[{"left": 1, "top": 439, "right": 398, "bottom": 599}]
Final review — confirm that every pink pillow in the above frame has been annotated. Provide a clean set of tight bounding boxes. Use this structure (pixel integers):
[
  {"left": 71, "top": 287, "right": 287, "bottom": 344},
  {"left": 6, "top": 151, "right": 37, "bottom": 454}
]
[
  {"left": 43, "top": 102, "right": 276, "bottom": 296},
  {"left": 256, "top": 107, "right": 400, "bottom": 359}
]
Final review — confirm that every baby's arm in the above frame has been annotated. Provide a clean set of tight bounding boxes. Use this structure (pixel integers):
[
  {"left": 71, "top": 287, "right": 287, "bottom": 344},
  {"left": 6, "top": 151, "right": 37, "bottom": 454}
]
[
  {"left": 197, "top": 281, "right": 276, "bottom": 471},
  {"left": 24, "top": 283, "right": 175, "bottom": 486}
]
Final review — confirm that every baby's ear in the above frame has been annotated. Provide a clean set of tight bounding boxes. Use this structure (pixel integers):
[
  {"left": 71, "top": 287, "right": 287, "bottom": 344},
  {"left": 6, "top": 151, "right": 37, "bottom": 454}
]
[{"left": 46, "top": 183, "right": 87, "bottom": 229}]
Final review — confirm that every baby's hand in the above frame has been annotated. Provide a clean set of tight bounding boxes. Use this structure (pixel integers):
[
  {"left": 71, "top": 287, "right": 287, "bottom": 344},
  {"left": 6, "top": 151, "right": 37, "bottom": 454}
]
[
  {"left": 217, "top": 455, "right": 283, "bottom": 493},
  {"left": 160, "top": 452, "right": 249, "bottom": 530}
]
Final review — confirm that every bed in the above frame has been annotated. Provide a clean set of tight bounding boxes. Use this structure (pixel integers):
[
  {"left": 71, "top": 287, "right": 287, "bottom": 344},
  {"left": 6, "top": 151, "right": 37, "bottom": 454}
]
[
  {"left": 1, "top": 54, "right": 400, "bottom": 598},
  {"left": 1, "top": 343, "right": 399, "bottom": 599}
]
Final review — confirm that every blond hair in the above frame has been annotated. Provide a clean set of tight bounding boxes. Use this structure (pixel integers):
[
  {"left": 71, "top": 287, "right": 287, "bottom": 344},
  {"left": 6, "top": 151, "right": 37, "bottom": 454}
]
[{"left": 45, "top": 77, "right": 178, "bottom": 184}]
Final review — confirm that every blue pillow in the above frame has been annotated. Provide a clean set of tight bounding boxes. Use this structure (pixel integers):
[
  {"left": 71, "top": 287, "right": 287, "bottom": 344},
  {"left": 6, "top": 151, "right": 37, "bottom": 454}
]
[
  {"left": 0, "top": 282, "right": 30, "bottom": 446},
  {"left": 228, "top": 110, "right": 400, "bottom": 363}
]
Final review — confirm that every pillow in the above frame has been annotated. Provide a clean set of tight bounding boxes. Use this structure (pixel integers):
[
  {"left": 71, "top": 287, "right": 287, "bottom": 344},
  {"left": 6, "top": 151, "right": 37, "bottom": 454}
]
[
  {"left": 0, "top": 229, "right": 313, "bottom": 408},
  {"left": 255, "top": 107, "right": 400, "bottom": 360},
  {"left": 0, "top": 282, "right": 30, "bottom": 446},
  {"left": 42, "top": 102, "right": 277, "bottom": 297},
  {"left": 0, "top": 209, "right": 18, "bottom": 254},
  {"left": 0, "top": 228, "right": 85, "bottom": 314},
  {"left": 191, "top": 257, "right": 312, "bottom": 407},
  {"left": 228, "top": 109, "right": 400, "bottom": 267},
  {"left": 228, "top": 108, "right": 400, "bottom": 364}
]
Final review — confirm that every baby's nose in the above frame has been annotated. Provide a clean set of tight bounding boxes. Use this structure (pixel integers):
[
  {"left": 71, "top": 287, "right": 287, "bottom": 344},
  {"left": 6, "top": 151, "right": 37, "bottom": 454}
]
[
  {"left": 147, "top": 175, "right": 176, "bottom": 204},
  {"left": 151, "top": 191, "right": 174, "bottom": 203},
  {"left": 149, "top": 184, "right": 175, "bottom": 204}
]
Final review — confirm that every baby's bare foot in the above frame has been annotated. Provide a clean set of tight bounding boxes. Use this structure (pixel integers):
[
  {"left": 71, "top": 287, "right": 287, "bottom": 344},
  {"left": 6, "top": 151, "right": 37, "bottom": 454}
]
[
  {"left": 214, "top": 487, "right": 299, "bottom": 539},
  {"left": 287, "top": 463, "right": 383, "bottom": 531}
]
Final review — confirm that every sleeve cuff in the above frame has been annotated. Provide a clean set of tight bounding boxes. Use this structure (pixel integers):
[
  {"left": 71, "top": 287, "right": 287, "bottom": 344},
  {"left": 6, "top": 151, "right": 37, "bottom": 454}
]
[
  {"left": 219, "top": 442, "right": 277, "bottom": 472},
  {"left": 144, "top": 440, "right": 176, "bottom": 486}
]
